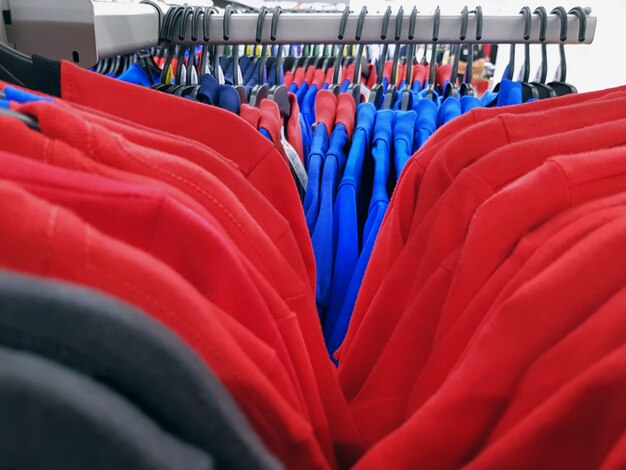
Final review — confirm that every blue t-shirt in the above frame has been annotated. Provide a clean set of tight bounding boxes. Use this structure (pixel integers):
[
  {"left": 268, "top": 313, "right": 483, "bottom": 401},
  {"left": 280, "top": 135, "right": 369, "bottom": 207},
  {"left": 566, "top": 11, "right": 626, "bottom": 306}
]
[
  {"left": 460, "top": 94, "right": 481, "bottom": 114},
  {"left": 117, "top": 63, "right": 159, "bottom": 87},
  {"left": 312, "top": 122, "right": 350, "bottom": 321},
  {"left": 197, "top": 74, "right": 240, "bottom": 114},
  {"left": 303, "top": 123, "right": 330, "bottom": 233},
  {"left": 496, "top": 78, "right": 523, "bottom": 106},
  {"left": 437, "top": 95, "right": 461, "bottom": 128},
  {"left": 413, "top": 96, "right": 438, "bottom": 151},
  {"left": 327, "top": 109, "right": 393, "bottom": 358},
  {"left": 323, "top": 103, "right": 376, "bottom": 348},
  {"left": 393, "top": 109, "right": 416, "bottom": 180},
  {"left": 296, "top": 81, "right": 310, "bottom": 109},
  {"left": 301, "top": 84, "right": 319, "bottom": 138}
]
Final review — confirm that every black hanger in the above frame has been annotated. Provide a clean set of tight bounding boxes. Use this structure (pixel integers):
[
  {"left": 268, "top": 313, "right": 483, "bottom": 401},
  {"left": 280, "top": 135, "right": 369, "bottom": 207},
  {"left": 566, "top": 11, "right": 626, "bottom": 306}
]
[
  {"left": 222, "top": 6, "right": 248, "bottom": 104},
  {"left": 346, "top": 6, "right": 368, "bottom": 103},
  {"left": 399, "top": 6, "right": 419, "bottom": 110},
  {"left": 328, "top": 7, "right": 351, "bottom": 96},
  {"left": 424, "top": 6, "right": 441, "bottom": 100},
  {"left": 249, "top": 7, "right": 270, "bottom": 107},
  {"left": 511, "top": 7, "right": 540, "bottom": 102},
  {"left": 267, "top": 6, "right": 291, "bottom": 119},
  {"left": 383, "top": 6, "right": 404, "bottom": 109},
  {"left": 529, "top": 7, "right": 557, "bottom": 99},
  {"left": 547, "top": 7, "right": 584, "bottom": 96},
  {"left": 198, "top": 7, "right": 215, "bottom": 77},
  {"left": 157, "top": 6, "right": 184, "bottom": 87},
  {"left": 444, "top": 6, "right": 469, "bottom": 99},
  {"left": 173, "top": 7, "right": 194, "bottom": 86},
  {"left": 368, "top": 6, "right": 393, "bottom": 108},
  {"left": 459, "top": 6, "right": 481, "bottom": 97}
]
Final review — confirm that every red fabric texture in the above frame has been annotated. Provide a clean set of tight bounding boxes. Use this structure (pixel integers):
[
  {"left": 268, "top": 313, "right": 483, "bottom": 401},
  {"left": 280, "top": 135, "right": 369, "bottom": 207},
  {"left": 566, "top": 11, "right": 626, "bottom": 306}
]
[
  {"left": 239, "top": 103, "right": 262, "bottom": 129},
  {"left": 284, "top": 70, "right": 294, "bottom": 89},
  {"left": 365, "top": 63, "right": 377, "bottom": 89},
  {"left": 335, "top": 93, "right": 356, "bottom": 140},
  {"left": 56, "top": 63, "right": 314, "bottom": 302},
  {"left": 435, "top": 64, "right": 452, "bottom": 88},
  {"left": 305, "top": 65, "right": 316, "bottom": 85},
  {"left": 294, "top": 67, "right": 306, "bottom": 87},
  {"left": 286, "top": 93, "right": 305, "bottom": 164},
  {"left": 313, "top": 69, "right": 326, "bottom": 88},
  {"left": 0, "top": 177, "right": 329, "bottom": 470},
  {"left": 259, "top": 99, "right": 289, "bottom": 163},
  {"left": 314, "top": 90, "right": 338, "bottom": 137}
]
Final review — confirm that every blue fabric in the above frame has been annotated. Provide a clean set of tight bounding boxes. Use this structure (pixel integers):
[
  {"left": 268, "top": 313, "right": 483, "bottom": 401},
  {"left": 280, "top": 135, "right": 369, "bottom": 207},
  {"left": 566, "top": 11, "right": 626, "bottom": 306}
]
[
  {"left": 496, "top": 78, "right": 523, "bottom": 106},
  {"left": 327, "top": 109, "right": 392, "bottom": 357},
  {"left": 3, "top": 86, "right": 53, "bottom": 103},
  {"left": 340, "top": 79, "right": 350, "bottom": 93},
  {"left": 321, "top": 82, "right": 329, "bottom": 90},
  {"left": 437, "top": 95, "right": 461, "bottom": 128},
  {"left": 363, "top": 109, "right": 393, "bottom": 242},
  {"left": 312, "top": 122, "right": 350, "bottom": 321},
  {"left": 197, "top": 74, "right": 240, "bottom": 114},
  {"left": 460, "top": 94, "right": 481, "bottom": 114},
  {"left": 0, "top": 99, "right": 10, "bottom": 109},
  {"left": 412, "top": 79, "right": 422, "bottom": 93},
  {"left": 393, "top": 110, "right": 416, "bottom": 180},
  {"left": 116, "top": 63, "right": 159, "bottom": 87},
  {"left": 259, "top": 127, "right": 272, "bottom": 141},
  {"left": 301, "top": 84, "right": 319, "bottom": 135},
  {"left": 413, "top": 97, "right": 438, "bottom": 151},
  {"left": 289, "top": 83, "right": 299, "bottom": 94},
  {"left": 323, "top": 103, "right": 376, "bottom": 349},
  {"left": 299, "top": 114, "right": 311, "bottom": 167},
  {"left": 480, "top": 90, "right": 498, "bottom": 106},
  {"left": 267, "top": 62, "right": 283, "bottom": 87},
  {"left": 304, "top": 124, "right": 330, "bottom": 233},
  {"left": 295, "top": 81, "right": 310, "bottom": 109}
]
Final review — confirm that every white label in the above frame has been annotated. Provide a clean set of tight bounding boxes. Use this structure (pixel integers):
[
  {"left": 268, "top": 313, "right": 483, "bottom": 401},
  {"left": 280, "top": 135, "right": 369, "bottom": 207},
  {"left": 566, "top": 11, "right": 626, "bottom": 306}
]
[{"left": 281, "top": 127, "right": 308, "bottom": 192}]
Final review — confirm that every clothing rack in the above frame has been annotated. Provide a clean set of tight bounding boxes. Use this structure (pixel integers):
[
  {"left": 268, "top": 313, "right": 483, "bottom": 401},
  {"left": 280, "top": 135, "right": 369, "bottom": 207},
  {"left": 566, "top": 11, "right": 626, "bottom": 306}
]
[{"left": 1, "top": 0, "right": 596, "bottom": 67}]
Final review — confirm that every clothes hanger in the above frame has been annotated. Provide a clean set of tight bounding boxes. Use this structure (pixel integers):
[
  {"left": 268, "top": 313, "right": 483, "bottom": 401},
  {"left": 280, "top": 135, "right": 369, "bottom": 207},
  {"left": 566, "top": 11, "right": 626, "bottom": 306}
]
[
  {"left": 267, "top": 6, "right": 291, "bottom": 119},
  {"left": 346, "top": 6, "right": 368, "bottom": 104},
  {"left": 156, "top": 5, "right": 184, "bottom": 89},
  {"left": 368, "top": 6, "right": 393, "bottom": 108},
  {"left": 249, "top": 7, "right": 270, "bottom": 107},
  {"left": 398, "top": 6, "right": 418, "bottom": 110},
  {"left": 459, "top": 6, "right": 481, "bottom": 97},
  {"left": 222, "top": 6, "right": 248, "bottom": 104},
  {"left": 529, "top": 7, "right": 557, "bottom": 99},
  {"left": 443, "top": 6, "right": 469, "bottom": 99},
  {"left": 328, "top": 7, "right": 351, "bottom": 96},
  {"left": 173, "top": 7, "right": 194, "bottom": 86},
  {"left": 383, "top": 6, "right": 404, "bottom": 109},
  {"left": 511, "top": 6, "right": 540, "bottom": 102},
  {"left": 546, "top": 7, "right": 582, "bottom": 96},
  {"left": 424, "top": 6, "right": 441, "bottom": 100}
]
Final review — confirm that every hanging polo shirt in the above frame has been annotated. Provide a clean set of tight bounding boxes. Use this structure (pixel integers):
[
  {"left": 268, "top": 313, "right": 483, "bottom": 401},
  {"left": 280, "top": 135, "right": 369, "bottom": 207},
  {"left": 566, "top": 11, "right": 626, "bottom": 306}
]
[
  {"left": 296, "top": 81, "right": 310, "bottom": 109},
  {"left": 413, "top": 97, "right": 438, "bottom": 150},
  {"left": 0, "top": 181, "right": 329, "bottom": 470},
  {"left": 464, "top": 343, "right": 626, "bottom": 470},
  {"left": 338, "top": 95, "right": 626, "bottom": 384},
  {"left": 487, "top": 280, "right": 626, "bottom": 445},
  {"left": 340, "top": 88, "right": 626, "bottom": 365},
  {"left": 117, "top": 63, "right": 159, "bottom": 87},
  {"left": 459, "top": 94, "right": 481, "bottom": 114},
  {"left": 0, "top": 115, "right": 360, "bottom": 469},
  {"left": 344, "top": 115, "right": 626, "bottom": 424},
  {"left": 286, "top": 93, "right": 306, "bottom": 164},
  {"left": 323, "top": 103, "right": 375, "bottom": 351},
  {"left": 393, "top": 110, "right": 416, "bottom": 180},
  {"left": 16, "top": 101, "right": 312, "bottom": 311},
  {"left": 0, "top": 150, "right": 346, "bottom": 465},
  {"left": 495, "top": 78, "right": 523, "bottom": 107},
  {"left": 304, "top": 90, "right": 336, "bottom": 233},
  {"left": 0, "top": 346, "right": 214, "bottom": 470},
  {"left": 411, "top": 193, "right": 626, "bottom": 416},
  {"left": 0, "top": 270, "right": 281, "bottom": 470},
  {"left": 240, "top": 102, "right": 262, "bottom": 129},
  {"left": 28, "top": 58, "right": 311, "bottom": 286},
  {"left": 197, "top": 73, "right": 241, "bottom": 115},
  {"left": 312, "top": 94, "right": 355, "bottom": 321},
  {"left": 436, "top": 95, "right": 461, "bottom": 128},
  {"left": 354, "top": 207, "right": 626, "bottom": 470},
  {"left": 302, "top": 76, "right": 324, "bottom": 132}
]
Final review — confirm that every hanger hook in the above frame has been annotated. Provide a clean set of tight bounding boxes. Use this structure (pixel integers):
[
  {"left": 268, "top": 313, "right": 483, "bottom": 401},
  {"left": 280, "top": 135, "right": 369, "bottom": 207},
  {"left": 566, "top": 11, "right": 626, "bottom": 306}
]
[
  {"left": 178, "top": 6, "right": 194, "bottom": 41},
  {"left": 432, "top": 5, "right": 441, "bottom": 42},
  {"left": 459, "top": 6, "right": 469, "bottom": 41},
  {"left": 551, "top": 6, "right": 568, "bottom": 42},
  {"left": 473, "top": 5, "right": 483, "bottom": 41},
  {"left": 568, "top": 7, "right": 587, "bottom": 42},
  {"left": 381, "top": 6, "right": 392, "bottom": 40},
  {"left": 355, "top": 6, "right": 368, "bottom": 42},
  {"left": 426, "top": 6, "right": 441, "bottom": 96},
  {"left": 202, "top": 7, "right": 214, "bottom": 42},
  {"left": 255, "top": 6, "right": 268, "bottom": 43},
  {"left": 270, "top": 6, "right": 282, "bottom": 42},
  {"left": 394, "top": 6, "right": 404, "bottom": 42},
  {"left": 533, "top": 6, "right": 548, "bottom": 83},
  {"left": 520, "top": 6, "right": 531, "bottom": 40},
  {"left": 191, "top": 7, "right": 202, "bottom": 42},
  {"left": 223, "top": 5, "right": 233, "bottom": 41},
  {"left": 338, "top": 6, "right": 350, "bottom": 41},
  {"left": 166, "top": 6, "right": 185, "bottom": 42},
  {"left": 408, "top": 6, "right": 418, "bottom": 40}
]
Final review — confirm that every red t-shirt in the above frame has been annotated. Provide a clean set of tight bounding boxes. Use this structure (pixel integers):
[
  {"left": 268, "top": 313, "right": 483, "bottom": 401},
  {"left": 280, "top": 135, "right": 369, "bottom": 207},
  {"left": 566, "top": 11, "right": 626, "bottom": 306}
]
[
  {"left": 0, "top": 179, "right": 329, "bottom": 470},
  {"left": 464, "top": 343, "right": 626, "bottom": 470},
  {"left": 352, "top": 146, "right": 626, "bottom": 469},
  {"left": 0, "top": 110, "right": 360, "bottom": 468},
  {"left": 349, "top": 117, "right": 626, "bottom": 428},
  {"left": 411, "top": 194, "right": 626, "bottom": 415},
  {"left": 31, "top": 58, "right": 313, "bottom": 295},
  {"left": 338, "top": 95, "right": 626, "bottom": 396}
]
